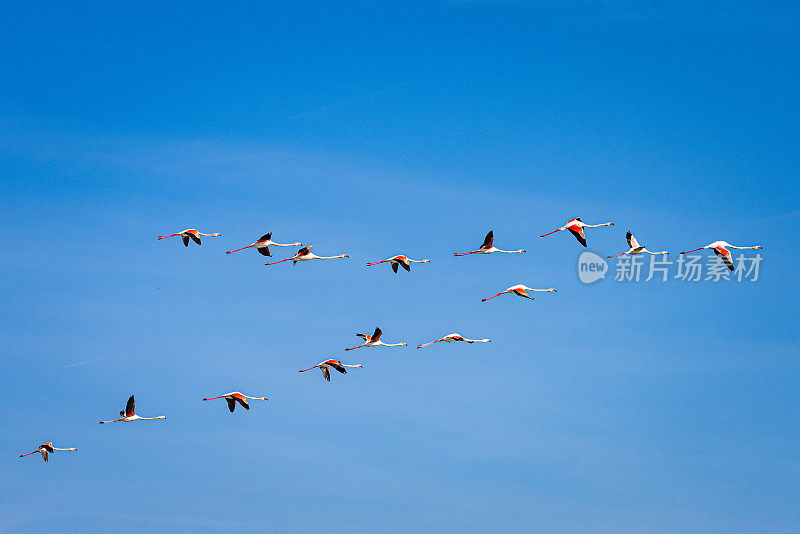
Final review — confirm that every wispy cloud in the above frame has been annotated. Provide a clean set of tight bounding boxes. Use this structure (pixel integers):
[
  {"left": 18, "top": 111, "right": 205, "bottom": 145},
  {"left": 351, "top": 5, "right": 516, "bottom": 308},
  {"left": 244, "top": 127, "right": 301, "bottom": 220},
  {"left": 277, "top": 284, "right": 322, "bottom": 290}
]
[{"left": 61, "top": 355, "right": 121, "bottom": 369}]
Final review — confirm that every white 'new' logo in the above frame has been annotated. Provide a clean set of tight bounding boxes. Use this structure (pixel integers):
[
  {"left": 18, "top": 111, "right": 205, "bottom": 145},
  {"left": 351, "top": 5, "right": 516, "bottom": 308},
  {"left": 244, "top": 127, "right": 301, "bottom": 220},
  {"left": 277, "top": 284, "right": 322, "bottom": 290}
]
[{"left": 578, "top": 251, "right": 608, "bottom": 284}]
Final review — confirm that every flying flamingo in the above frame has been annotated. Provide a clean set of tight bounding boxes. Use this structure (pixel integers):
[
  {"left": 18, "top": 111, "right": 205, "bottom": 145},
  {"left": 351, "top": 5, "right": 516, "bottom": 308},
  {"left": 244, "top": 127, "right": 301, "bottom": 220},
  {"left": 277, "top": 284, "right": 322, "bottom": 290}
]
[
  {"left": 417, "top": 333, "right": 491, "bottom": 349},
  {"left": 345, "top": 327, "right": 407, "bottom": 351},
  {"left": 680, "top": 241, "right": 763, "bottom": 271},
  {"left": 539, "top": 218, "right": 614, "bottom": 247},
  {"left": 202, "top": 392, "right": 268, "bottom": 412},
  {"left": 607, "top": 231, "right": 669, "bottom": 258},
  {"left": 482, "top": 284, "right": 557, "bottom": 302},
  {"left": 19, "top": 442, "right": 77, "bottom": 463},
  {"left": 157, "top": 229, "right": 221, "bottom": 247},
  {"left": 99, "top": 395, "right": 166, "bottom": 424},
  {"left": 298, "top": 359, "right": 363, "bottom": 381},
  {"left": 225, "top": 233, "right": 302, "bottom": 256},
  {"left": 265, "top": 245, "right": 348, "bottom": 266},
  {"left": 366, "top": 255, "right": 430, "bottom": 273},
  {"left": 454, "top": 231, "right": 525, "bottom": 256}
]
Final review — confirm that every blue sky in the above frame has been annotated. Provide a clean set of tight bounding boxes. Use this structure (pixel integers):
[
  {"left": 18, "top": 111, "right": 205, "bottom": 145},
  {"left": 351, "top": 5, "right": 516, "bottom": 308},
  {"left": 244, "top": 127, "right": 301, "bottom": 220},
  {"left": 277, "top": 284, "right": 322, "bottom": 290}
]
[{"left": 1, "top": 1, "right": 799, "bottom": 532}]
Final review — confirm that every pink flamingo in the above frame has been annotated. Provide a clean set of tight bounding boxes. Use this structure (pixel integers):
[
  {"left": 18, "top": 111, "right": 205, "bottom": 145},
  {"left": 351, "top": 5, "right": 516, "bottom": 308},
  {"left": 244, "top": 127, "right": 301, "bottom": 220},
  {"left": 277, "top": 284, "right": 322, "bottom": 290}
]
[
  {"left": 680, "top": 240, "right": 762, "bottom": 271},
  {"left": 454, "top": 230, "right": 525, "bottom": 256},
  {"left": 607, "top": 231, "right": 668, "bottom": 258},
  {"left": 366, "top": 255, "right": 430, "bottom": 273},
  {"left": 99, "top": 395, "right": 166, "bottom": 424},
  {"left": 265, "top": 245, "right": 348, "bottom": 266},
  {"left": 225, "top": 233, "right": 302, "bottom": 256},
  {"left": 202, "top": 392, "right": 268, "bottom": 412},
  {"left": 540, "top": 218, "right": 614, "bottom": 247},
  {"left": 19, "top": 442, "right": 77, "bottom": 463},
  {"left": 417, "top": 333, "right": 491, "bottom": 349},
  {"left": 345, "top": 327, "right": 407, "bottom": 351},
  {"left": 482, "top": 284, "right": 557, "bottom": 302},
  {"left": 158, "top": 229, "right": 221, "bottom": 247},
  {"left": 298, "top": 359, "right": 363, "bottom": 381}
]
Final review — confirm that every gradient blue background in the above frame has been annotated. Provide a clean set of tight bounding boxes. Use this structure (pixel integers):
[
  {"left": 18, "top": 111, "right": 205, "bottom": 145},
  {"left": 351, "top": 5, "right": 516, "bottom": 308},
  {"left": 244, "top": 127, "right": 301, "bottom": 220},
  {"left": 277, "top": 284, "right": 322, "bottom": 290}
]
[{"left": 1, "top": 2, "right": 798, "bottom": 532}]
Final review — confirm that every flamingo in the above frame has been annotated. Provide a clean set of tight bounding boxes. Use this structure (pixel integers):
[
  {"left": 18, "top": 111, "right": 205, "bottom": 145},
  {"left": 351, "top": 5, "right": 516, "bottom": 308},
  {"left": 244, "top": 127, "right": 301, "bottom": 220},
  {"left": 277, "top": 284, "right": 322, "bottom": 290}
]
[
  {"left": 417, "top": 333, "right": 491, "bottom": 349},
  {"left": 202, "top": 392, "right": 268, "bottom": 412},
  {"left": 265, "top": 245, "right": 348, "bottom": 265},
  {"left": 99, "top": 395, "right": 166, "bottom": 424},
  {"left": 19, "top": 442, "right": 77, "bottom": 463},
  {"left": 454, "top": 230, "right": 525, "bottom": 256},
  {"left": 298, "top": 359, "right": 363, "bottom": 381},
  {"left": 366, "top": 255, "right": 430, "bottom": 273},
  {"left": 157, "top": 229, "right": 221, "bottom": 247},
  {"left": 345, "top": 327, "right": 407, "bottom": 351},
  {"left": 482, "top": 284, "right": 557, "bottom": 302},
  {"left": 607, "top": 231, "right": 668, "bottom": 258},
  {"left": 539, "top": 218, "right": 614, "bottom": 247},
  {"left": 225, "top": 233, "right": 302, "bottom": 256},
  {"left": 680, "top": 241, "right": 763, "bottom": 271}
]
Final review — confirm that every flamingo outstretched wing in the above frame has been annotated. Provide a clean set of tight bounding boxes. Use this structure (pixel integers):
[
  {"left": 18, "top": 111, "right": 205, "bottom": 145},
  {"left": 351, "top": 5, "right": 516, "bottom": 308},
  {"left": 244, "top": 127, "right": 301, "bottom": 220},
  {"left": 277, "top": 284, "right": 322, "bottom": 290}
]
[
  {"left": 371, "top": 327, "right": 382, "bottom": 342},
  {"left": 480, "top": 230, "right": 494, "bottom": 250},
  {"left": 125, "top": 395, "right": 135, "bottom": 417},
  {"left": 714, "top": 248, "right": 735, "bottom": 271},
  {"left": 568, "top": 226, "right": 587, "bottom": 247},
  {"left": 626, "top": 231, "right": 639, "bottom": 249}
]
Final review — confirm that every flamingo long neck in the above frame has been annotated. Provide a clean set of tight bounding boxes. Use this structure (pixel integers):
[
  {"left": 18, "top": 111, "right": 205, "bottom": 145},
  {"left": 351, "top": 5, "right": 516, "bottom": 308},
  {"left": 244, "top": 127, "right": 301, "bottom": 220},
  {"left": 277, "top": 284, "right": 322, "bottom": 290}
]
[
  {"left": 495, "top": 249, "right": 523, "bottom": 254},
  {"left": 727, "top": 244, "right": 761, "bottom": 250},
  {"left": 138, "top": 416, "right": 164, "bottom": 420},
  {"left": 583, "top": 222, "right": 613, "bottom": 228},
  {"left": 313, "top": 254, "right": 346, "bottom": 259},
  {"left": 271, "top": 241, "right": 300, "bottom": 247},
  {"left": 408, "top": 259, "right": 430, "bottom": 263}
]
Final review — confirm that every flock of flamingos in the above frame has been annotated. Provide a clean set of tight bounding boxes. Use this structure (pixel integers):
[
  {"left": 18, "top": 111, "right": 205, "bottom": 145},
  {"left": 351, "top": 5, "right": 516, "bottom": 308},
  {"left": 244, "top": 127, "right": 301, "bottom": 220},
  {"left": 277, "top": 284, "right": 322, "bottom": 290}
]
[{"left": 19, "top": 217, "right": 763, "bottom": 462}]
